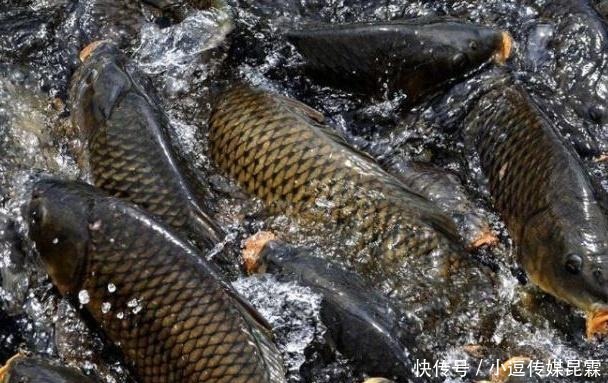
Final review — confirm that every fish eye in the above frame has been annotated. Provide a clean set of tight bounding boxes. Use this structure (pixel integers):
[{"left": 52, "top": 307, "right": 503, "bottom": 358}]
[
  {"left": 588, "top": 105, "right": 605, "bottom": 124},
  {"left": 452, "top": 53, "right": 468, "bottom": 69},
  {"left": 469, "top": 40, "right": 478, "bottom": 50},
  {"left": 565, "top": 253, "right": 583, "bottom": 274}
]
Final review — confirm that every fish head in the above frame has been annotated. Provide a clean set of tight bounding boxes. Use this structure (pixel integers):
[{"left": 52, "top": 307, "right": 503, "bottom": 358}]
[
  {"left": 521, "top": 207, "right": 608, "bottom": 333},
  {"left": 70, "top": 41, "right": 132, "bottom": 139},
  {"left": 1, "top": 356, "right": 95, "bottom": 383},
  {"left": 422, "top": 21, "right": 512, "bottom": 74},
  {"left": 27, "top": 180, "right": 93, "bottom": 295}
]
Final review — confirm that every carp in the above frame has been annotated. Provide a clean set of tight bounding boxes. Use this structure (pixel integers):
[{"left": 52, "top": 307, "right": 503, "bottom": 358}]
[
  {"left": 464, "top": 85, "right": 608, "bottom": 338},
  {"left": 286, "top": 19, "right": 512, "bottom": 104},
  {"left": 391, "top": 161, "right": 497, "bottom": 249},
  {"left": 28, "top": 179, "right": 286, "bottom": 383},
  {"left": 247, "top": 238, "right": 414, "bottom": 381},
  {"left": 0, "top": 355, "right": 96, "bottom": 383},
  {"left": 70, "top": 42, "right": 224, "bottom": 252},
  {"left": 208, "top": 86, "right": 497, "bottom": 327}
]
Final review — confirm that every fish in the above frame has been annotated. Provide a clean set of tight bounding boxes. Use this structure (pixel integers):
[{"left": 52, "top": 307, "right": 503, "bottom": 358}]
[
  {"left": 71, "top": 0, "right": 146, "bottom": 48},
  {"left": 391, "top": 161, "right": 497, "bottom": 249},
  {"left": 464, "top": 84, "right": 608, "bottom": 338},
  {"left": 27, "top": 179, "right": 286, "bottom": 383},
  {"left": 286, "top": 19, "right": 512, "bottom": 104},
  {"left": 70, "top": 41, "right": 225, "bottom": 253},
  {"left": 248, "top": 237, "right": 415, "bottom": 381},
  {"left": 538, "top": 0, "right": 608, "bottom": 156},
  {"left": 208, "top": 85, "right": 496, "bottom": 319},
  {"left": 0, "top": 354, "right": 97, "bottom": 383},
  {"left": 597, "top": 0, "right": 608, "bottom": 19}
]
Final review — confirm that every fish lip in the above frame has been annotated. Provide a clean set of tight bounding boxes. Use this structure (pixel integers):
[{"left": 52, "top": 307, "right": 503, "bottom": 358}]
[
  {"left": 242, "top": 231, "right": 276, "bottom": 274},
  {"left": 585, "top": 304, "right": 608, "bottom": 339},
  {"left": 78, "top": 40, "right": 112, "bottom": 62},
  {"left": 493, "top": 31, "right": 513, "bottom": 65}
]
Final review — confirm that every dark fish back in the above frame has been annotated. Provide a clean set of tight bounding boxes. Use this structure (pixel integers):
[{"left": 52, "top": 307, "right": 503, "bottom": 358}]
[
  {"left": 1, "top": 356, "right": 97, "bottom": 383},
  {"left": 465, "top": 86, "right": 589, "bottom": 237},
  {"left": 71, "top": 46, "right": 224, "bottom": 252},
  {"left": 81, "top": 195, "right": 285, "bottom": 382},
  {"left": 287, "top": 23, "right": 402, "bottom": 91}
]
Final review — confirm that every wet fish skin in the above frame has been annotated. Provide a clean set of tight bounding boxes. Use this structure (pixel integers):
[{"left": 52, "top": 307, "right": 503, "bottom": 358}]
[
  {"left": 540, "top": 0, "right": 608, "bottom": 155},
  {"left": 286, "top": 19, "right": 509, "bottom": 104},
  {"left": 0, "top": 355, "right": 97, "bottom": 383},
  {"left": 208, "top": 86, "right": 491, "bottom": 308},
  {"left": 28, "top": 179, "right": 286, "bottom": 383},
  {"left": 70, "top": 42, "right": 224, "bottom": 253},
  {"left": 464, "top": 85, "right": 608, "bottom": 314},
  {"left": 391, "top": 161, "right": 496, "bottom": 249},
  {"left": 259, "top": 240, "right": 415, "bottom": 381},
  {"left": 597, "top": 0, "right": 608, "bottom": 19},
  {"left": 71, "top": 0, "right": 145, "bottom": 48}
]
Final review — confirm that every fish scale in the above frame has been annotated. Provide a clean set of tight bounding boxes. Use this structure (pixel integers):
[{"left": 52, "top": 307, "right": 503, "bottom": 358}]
[
  {"left": 71, "top": 44, "right": 224, "bottom": 254},
  {"left": 209, "top": 86, "right": 465, "bottom": 297},
  {"left": 465, "top": 84, "right": 608, "bottom": 318},
  {"left": 28, "top": 180, "right": 286, "bottom": 383}
]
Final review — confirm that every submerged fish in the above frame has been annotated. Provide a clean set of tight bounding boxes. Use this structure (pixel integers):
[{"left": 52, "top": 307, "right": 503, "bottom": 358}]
[
  {"left": 70, "top": 42, "right": 224, "bottom": 252},
  {"left": 208, "top": 86, "right": 497, "bottom": 328},
  {"left": 286, "top": 19, "right": 512, "bottom": 104},
  {"left": 0, "top": 354, "right": 96, "bottom": 383},
  {"left": 28, "top": 179, "right": 286, "bottom": 383},
  {"left": 538, "top": 0, "right": 608, "bottom": 156},
  {"left": 391, "top": 161, "right": 497, "bottom": 249},
  {"left": 597, "top": 0, "right": 608, "bottom": 19},
  {"left": 464, "top": 85, "right": 608, "bottom": 337},
  {"left": 248, "top": 238, "right": 414, "bottom": 381}
]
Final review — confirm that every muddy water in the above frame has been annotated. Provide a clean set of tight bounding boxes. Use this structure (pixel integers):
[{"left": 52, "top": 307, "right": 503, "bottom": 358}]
[{"left": 2, "top": 0, "right": 608, "bottom": 382}]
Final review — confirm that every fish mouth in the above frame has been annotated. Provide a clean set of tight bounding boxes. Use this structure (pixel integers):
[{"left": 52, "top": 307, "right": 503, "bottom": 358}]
[
  {"left": 242, "top": 231, "right": 276, "bottom": 273},
  {"left": 492, "top": 31, "right": 513, "bottom": 65},
  {"left": 79, "top": 40, "right": 110, "bottom": 62},
  {"left": 466, "top": 226, "right": 499, "bottom": 250},
  {"left": 586, "top": 309, "right": 608, "bottom": 339},
  {"left": 0, "top": 353, "right": 23, "bottom": 380}
]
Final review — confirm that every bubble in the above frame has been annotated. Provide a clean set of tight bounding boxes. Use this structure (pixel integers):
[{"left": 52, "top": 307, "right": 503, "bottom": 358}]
[{"left": 78, "top": 290, "right": 90, "bottom": 305}]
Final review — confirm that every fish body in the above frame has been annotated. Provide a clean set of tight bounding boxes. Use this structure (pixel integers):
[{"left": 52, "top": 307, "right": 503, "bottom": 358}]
[
  {"left": 208, "top": 86, "right": 494, "bottom": 312},
  {"left": 465, "top": 85, "right": 608, "bottom": 317},
  {"left": 70, "top": 42, "right": 224, "bottom": 252},
  {"left": 0, "top": 355, "right": 97, "bottom": 383},
  {"left": 259, "top": 241, "right": 414, "bottom": 381},
  {"left": 286, "top": 19, "right": 510, "bottom": 104},
  {"left": 28, "top": 180, "right": 286, "bottom": 383},
  {"left": 539, "top": 0, "right": 608, "bottom": 155},
  {"left": 391, "top": 161, "right": 496, "bottom": 249},
  {"left": 597, "top": 0, "right": 608, "bottom": 19}
]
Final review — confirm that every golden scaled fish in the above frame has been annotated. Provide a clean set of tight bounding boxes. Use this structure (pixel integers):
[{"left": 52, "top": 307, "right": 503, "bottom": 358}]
[
  {"left": 28, "top": 179, "right": 286, "bottom": 383},
  {"left": 208, "top": 85, "right": 486, "bottom": 302},
  {"left": 465, "top": 85, "right": 608, "bottom": 338}
]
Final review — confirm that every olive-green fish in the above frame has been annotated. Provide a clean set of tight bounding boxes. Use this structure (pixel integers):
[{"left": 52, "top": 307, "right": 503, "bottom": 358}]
[
  {"left": 209, "top": 85, "right": 471, "bottom": 300},
  {"left": 392, "top": 161, "right": 497, "bottom": 249},
  {"left": 286, "top": 19, "right": 512, "bottom": 104},
  {"left": 28, "top": 179, "right": 286, "bottom": 383},
  {"left": 0, "top": 355, "right": 96, "bottom": 383},
  {"left": 464, "top": 85, "right": 608, "bottom": 337},
  {"left": 70, "top": 42, "right": 224, "bottom": 252}
]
